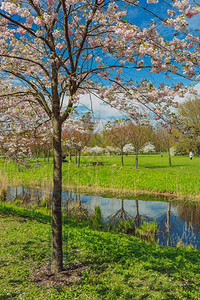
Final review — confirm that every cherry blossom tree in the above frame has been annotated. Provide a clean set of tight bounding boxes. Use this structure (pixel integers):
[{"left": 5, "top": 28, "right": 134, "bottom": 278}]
[
  {"left": 30, "top": 124, "right": 53, "bottom": 163},
  {"left": 62, "top": 117, "right": 76, "bottom": 162},
  {"left": 105, "top": 146, "right": 118, "bottom": 156},
  {"left": 62, "top": 114, "right": 94, "bottom": 166},
  {"left": 1, "top": 0, "right": 200, "bottom": 273},
  {"left": 0, "top": 92, "right": 50, "bottom": 168},
  {"left": 123, "top": 143, "right": 135, "bottom": 155},
  {"left": 142, "top": 142, "right": 155, "bottom": 154},
  {"left": 87, "top": 145, "right": 104, "bottom": 156}
]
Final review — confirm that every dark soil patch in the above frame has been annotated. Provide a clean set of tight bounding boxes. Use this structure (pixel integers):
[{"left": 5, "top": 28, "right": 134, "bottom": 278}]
[{"left": 31, "top": 263, "right": 87, "bottom": 287}]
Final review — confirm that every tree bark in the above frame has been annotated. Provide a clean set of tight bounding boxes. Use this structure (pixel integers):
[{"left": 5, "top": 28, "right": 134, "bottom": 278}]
[
  {"left": 135, "top": 151, "right": 138, "bottom": 169},
  {"left": 51, "top": 117, "right": 63, "bottom": 273},
  {"left": 75, "top": 150, "right": 78, "bottom": 165},
  {"left": 121, "top": 147, "right": 124, "bottom": 166},
  {"left": 36, "top": 148, "right": 39, "bottom": 164},
  {"left": 44, "top": 150, "right": 46, "bottom": 162},
  {"left": 78, "top": 150, "right": 81, "bottom": 167},
  {"left": 47, "top": 149, "right": 50, "bottom": 163},
  {"left": 69, "top": 149, "right": 72, "bottom": 162},
  {"left": 168, "top": 148, "right": 171, "bottom": 167}
]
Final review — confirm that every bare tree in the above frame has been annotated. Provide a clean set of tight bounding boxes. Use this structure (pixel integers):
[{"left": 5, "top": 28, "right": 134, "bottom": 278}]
[
  {"left": 105, "top": 120, "right": 131, "bottom": 166},
  {"left": 154, "top": 127, "right": 175, "bottom": 167},
  {"left": 127, "top": 123, "right": 152, "bottom": 169}
]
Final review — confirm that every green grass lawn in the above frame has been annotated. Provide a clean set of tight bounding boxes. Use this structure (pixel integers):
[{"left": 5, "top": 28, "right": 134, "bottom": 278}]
[
  {"left": 0, "top": 204, "right": 200, "bottom": 299},
  {"left": 1, "top": 153, "right": 200, "bottom": 197}
]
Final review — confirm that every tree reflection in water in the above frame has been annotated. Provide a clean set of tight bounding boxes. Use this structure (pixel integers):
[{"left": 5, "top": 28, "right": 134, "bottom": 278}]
[
  {"left": 67, "top": 192, "right": 90, "bottom": 218},
  {"left": 105, "top": 199, "right": 132, "bottom": 223},
  {"left": 177, "top": 203, "right": 200, "bottom": 235},
  {"left": 1, "top": 185, "right": 200, "bottom": 248},
  {"left": 157, "top": 202, "right": 199, "bottom": 247}
]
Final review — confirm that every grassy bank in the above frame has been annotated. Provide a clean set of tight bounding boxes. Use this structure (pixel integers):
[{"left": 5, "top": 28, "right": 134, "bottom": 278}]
[
  {"left": 1, "top": 154, "right": 200, "bottom": 199},
  {"left": 0, "top": 203, "right": 200, "bottom": 299}
]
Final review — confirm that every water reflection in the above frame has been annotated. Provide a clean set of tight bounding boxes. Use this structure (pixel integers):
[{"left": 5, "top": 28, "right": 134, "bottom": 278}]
[
  {"left": 1, "top": 185, "right": 200, "bottom": 248},
  {"left": 105, "top": 199, "right": 133, "bottom": 223},
  {"left": 177, "top": 203, "right": 200, "bottom": 235}
]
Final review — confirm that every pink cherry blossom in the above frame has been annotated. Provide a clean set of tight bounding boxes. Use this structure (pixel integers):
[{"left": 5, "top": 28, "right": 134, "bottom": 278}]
[{"left": 33, "top": 0, "right": 40, "bottom": 6}]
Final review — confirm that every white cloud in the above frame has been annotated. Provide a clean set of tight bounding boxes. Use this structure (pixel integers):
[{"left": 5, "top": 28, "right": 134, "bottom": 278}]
[
  {"left": 62, "top": 83, "right": 200, "bottom": 122},
  {"left": 175, "top": 83, "right": 200, "bottom": 104},
  {"left": 76, "top": 93, "right": 128, "bottom": 120}
]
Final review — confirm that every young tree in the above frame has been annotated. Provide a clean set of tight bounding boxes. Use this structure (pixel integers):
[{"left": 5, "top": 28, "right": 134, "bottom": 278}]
[
  {"left": 30, "top": 125, "right": 53, "bottom": 163},
  {"left": 127, "top": 122, "right": 152, "bottom": 168},
  {"left": 0, "top": 95, "right": 50, "bottom": 168},
  {"left": 154, "top": 127, "right": 175, "bottom": 166},
  {"left": 62, "top": 114, "right": 94, "bottom": 166},
  {"left": 0, "top": 0, "right": 199, "bottom": 273},
  {"left": 105, "top": 119, "right": 131, "bottom": 166}
]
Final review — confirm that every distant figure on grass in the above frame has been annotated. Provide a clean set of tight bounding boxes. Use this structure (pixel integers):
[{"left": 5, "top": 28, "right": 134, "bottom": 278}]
[
  {"left": 62, "top": 155, "right": 68, "bottom": 162},
  {"left": 189, "top": 151, "right": 193, "bottom": 160}
]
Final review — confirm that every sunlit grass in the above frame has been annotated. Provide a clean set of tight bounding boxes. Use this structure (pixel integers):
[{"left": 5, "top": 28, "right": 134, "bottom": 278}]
[
  {"left": 0, "top": 153, "right": 200, "bottom": 197},
  {"left": 1, "top": 205, "right": 200, "bottom": 299}
]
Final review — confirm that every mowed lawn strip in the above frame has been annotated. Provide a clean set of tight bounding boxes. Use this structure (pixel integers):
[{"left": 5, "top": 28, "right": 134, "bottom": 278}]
[
  {"left": 1, "top": 154, "right": 200, "bottom": 197},
  {"left": 0, "top": 204, "right": 200, "bottom": 299}
]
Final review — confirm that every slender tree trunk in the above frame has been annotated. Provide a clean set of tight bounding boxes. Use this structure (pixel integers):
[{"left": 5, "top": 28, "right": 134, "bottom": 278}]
[
  {"left": 135, "top": 151, "right": 138, "bottom": 169},
  {"left": 168, "top": 147, "right": 171, "bottom": 167},
  {"left": 121, "top": 147, "right": 124, "bottom": 166},
  {"left": 51, "top": 117, "right": 63, "bottom": 273},
  {"left": 69, "top": 149, "right": 72, "bottom": 162},
  {"left": 44, "top": 150, "right": 46, "bottom": 162},
  {"left": 78, "top": 150, "right": 81, "bottom": 167},
  {"left": 47, "top": 149, "right": 50, "bottom": 163},
  {"left": 75, "top": 150, "right": 78, "bottom": 165},
  {"left": 36, "top": 148, "right": 39, "bottom": 164}
]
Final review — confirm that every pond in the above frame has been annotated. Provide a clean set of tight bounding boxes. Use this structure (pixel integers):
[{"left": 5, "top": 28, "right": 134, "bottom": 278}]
[{"left": 1, "top": 185, "right": 200, "bottom": 249}]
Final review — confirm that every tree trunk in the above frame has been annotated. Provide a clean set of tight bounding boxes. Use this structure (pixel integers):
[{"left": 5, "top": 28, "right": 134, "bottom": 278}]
[
  {"left": 121, "top": 147, "right": 124, "bottom": 166},
  {"left": 78, "top": 150, "right": 81, "bottom": 167},
  {"left": 47, "top": 149, "right": 50, "bottom": 163},
  {"left": 51, "top": 117, "right": 63, "bottom": 273},
  {"left": 168, "top": 148, "right": 171, "bottom": 167},
  {"left": 44, "top": 150, "right": 46, "bottom": 162},
  {"left": 135, "top": 151, "right": 138, "bottom": 169},
  {"left": 75, "top": 150, "right": 78, "bottom": 165},
  {"left": 69, "top": 149, "right": 72, "bottom": 162},
  {"left": 36, "top": 148, "right": 39, "bottom": 164}
]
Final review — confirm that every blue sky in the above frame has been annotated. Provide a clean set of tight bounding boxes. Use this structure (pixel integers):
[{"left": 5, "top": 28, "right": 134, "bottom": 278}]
[{"left": 76, "top": 0, "right": 200, "bottom": 121}]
